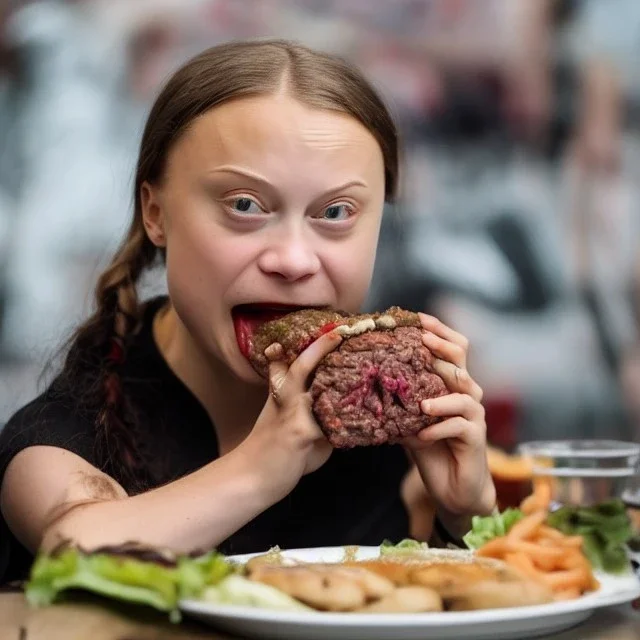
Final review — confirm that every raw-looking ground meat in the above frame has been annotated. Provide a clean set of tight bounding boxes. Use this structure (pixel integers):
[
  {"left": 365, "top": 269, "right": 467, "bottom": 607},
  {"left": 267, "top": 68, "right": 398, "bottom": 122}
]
[
  {"left": 310, "top": 326, "right": 448, "bottom": 447},
  {"left": 249, "top": 309, "right": 348, "bottom": 378},
  {"left": 248, "top": 306, "right": 421, "bottom": 379},
  {"left": 247, "top": 307, "right": 448, "bottom": 448}
]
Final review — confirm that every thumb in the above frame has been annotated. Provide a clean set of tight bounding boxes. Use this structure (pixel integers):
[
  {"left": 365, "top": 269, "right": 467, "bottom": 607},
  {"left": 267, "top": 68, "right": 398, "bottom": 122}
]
[{"left": 266, "top": 342, "right": 289, "bottom": 405}]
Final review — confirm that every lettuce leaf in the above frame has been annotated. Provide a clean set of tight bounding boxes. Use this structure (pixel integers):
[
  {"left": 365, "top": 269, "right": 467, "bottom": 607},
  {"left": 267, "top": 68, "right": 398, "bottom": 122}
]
[
  {"left": 546, "top": 500, "right": 634, "bottom": 574},
  {"left": 463, "top": 508, "right": 524, "bottom": 550},
  {"left": 25, "top": 545, "right": 234, "bottom": 622},
  {"left": 380, "top": 538, "right": 429, "bottom": 556},
  {"left": 176, "top": 551, "right": 234, "bottom": 599},
  {"left": 202, "top": 575, "right": 312, "bottom": 611}
]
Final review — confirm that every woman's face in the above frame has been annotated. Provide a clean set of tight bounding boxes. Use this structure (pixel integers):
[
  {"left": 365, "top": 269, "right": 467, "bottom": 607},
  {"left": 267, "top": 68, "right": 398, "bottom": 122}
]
[{"left": 142, "top": 93, "right": 386, "bottom": 382}]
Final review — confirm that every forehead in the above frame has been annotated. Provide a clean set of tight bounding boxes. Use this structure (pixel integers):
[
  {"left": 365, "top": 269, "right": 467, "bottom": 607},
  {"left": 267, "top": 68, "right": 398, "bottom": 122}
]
[{"left": 166, "top": 94, "right": 385, "bottom": 190}]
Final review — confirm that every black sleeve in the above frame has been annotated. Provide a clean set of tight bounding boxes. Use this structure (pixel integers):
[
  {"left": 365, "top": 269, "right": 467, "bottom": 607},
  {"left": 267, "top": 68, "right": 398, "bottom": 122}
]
[
  {"left": 0, "top": 389, "right": 98, "bottom": 584},
  {"left": 0, "top": 391, "right": 98, "bottom": 486}
]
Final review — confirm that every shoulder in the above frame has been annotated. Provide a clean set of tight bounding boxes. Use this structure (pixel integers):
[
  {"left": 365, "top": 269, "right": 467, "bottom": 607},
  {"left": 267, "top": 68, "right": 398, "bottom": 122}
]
[
  {"left": 0, "top": 296, "right": 171, "bottom": 491},
  {"left": 0, "top": 382, "right": 98, "bottom": 488}
]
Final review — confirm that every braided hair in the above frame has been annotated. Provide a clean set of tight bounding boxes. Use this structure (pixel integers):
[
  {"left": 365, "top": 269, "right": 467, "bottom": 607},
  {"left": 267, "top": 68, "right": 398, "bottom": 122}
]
[
  {"left": 57, "top": 223, "right": 156, "bottom": 492},
  {"left": 55, "top": 39, "right": 399, "bottom": 492}
]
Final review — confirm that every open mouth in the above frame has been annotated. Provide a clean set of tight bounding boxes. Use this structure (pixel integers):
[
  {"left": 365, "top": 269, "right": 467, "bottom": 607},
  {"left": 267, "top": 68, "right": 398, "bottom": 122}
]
[{"left": 232, "top": 303, "right": 323, "bottom": 359}]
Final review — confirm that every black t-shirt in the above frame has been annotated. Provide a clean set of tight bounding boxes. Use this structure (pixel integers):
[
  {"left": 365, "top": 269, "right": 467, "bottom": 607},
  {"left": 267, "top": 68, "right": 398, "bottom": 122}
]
[{"left": 0, "top": 297, "right": 411, "bottom": 583}]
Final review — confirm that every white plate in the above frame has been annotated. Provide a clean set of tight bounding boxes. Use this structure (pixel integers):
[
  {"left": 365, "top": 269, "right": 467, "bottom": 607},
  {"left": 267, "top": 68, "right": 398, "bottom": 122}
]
[{"left": 179, "top": 546, "right": 640, "bottom": 640}]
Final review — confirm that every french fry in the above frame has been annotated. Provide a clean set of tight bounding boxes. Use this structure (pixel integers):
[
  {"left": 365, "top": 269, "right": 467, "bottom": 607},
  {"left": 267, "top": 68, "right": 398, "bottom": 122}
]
[
  {"left": 475, "top": 538, "right": 509, "bottom": 559},
  {"left": 558, "top": 551, "right": 589, "bottom": 571},
  {"left": 507, "top": 510, "right": 547, "bottom": 540},
  {"left": 535, "top": 538, "right": 559, "bottom": 548},
  {"left": 475, "top": 486, "right": 599, "bottom": 602},
  {"left": 522, "top": 477, "right": 552, "bottom": 513},
  {"left": 557, "top": 535, "right": 584, "bottom": 548},
  {"left": 510, "top": 540, "right": 565, "bottom": 563},
  {"left": 520, "top": 494, "right": 540, "bottom": 515},
  {"left": 535, "top": 479, "right": 552, "bottom": 509},
  {"left": 542, "top": 568, "right": 589, "bottom": 592},
  {"left": 554, "top": 588, "right": 581, "bottom": 601},
  {"left": 504, "top": 552, "right": 547, "bottom": 584},
  {"left": 537, "top": 525, "right": 565, "bottom": 540},
  {"left": 530, "top": 552, "right": 562, "bottom": 572}
]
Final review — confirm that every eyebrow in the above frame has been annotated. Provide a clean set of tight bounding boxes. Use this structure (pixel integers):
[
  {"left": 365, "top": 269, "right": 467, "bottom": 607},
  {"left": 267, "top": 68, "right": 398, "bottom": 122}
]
[{"left": 209, "top": 165, "right": 369, "bottom": 198}]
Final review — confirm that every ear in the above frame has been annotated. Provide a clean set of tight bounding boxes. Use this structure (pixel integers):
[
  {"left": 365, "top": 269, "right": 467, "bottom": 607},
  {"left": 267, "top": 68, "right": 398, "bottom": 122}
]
[{"left": 140, "top": 181, "right": 166, "bottom": 248}]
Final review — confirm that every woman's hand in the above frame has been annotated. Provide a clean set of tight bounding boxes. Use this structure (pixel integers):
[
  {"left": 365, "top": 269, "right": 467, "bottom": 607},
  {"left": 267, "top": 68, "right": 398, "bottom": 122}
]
[
  {"left": 402, "top": 313, "right": 496, "bottom": 535},
  {"left": 239, "top": 331, "right": 342, "bottom": 503}
]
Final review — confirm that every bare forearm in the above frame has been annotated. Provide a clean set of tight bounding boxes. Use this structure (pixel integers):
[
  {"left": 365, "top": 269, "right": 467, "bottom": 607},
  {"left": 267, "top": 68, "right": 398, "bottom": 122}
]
[{"left": 41, "top": 448, "right": 271, "bottom": 554}]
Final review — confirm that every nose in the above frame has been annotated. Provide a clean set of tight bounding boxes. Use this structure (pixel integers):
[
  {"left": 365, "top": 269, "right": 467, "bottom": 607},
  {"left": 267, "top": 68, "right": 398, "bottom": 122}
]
[{"left": 257, "top": 226, "right": 321, "bottom": 282}]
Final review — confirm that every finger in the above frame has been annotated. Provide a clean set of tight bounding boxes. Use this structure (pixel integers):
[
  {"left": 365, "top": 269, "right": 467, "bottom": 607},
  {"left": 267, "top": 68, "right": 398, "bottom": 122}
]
[
  {"left": 421, "top": 393, "right": 485, "bottom": 423},
  {"left": 422, "top": 331, "right": 466, "bottom": 369},
  {"left": 264, "top": 342, "right": 284, "bottom": 361},
  {"left": 418, "top": 313, "right": 469, "bottom": 351},
  {"left": 432, "top": 360, "right": 483, "bottom": 402},
  {"left": 288, "top": 330, "right": 343, "bottom": 391},
  {"left": 268, "top": 358, "right": 289, "bottom": 406},
  {"left": 417, "top": 416, "right": 485, "bottom": 447},
  {"left": 400, "top": 435, "right": 431, "bottom": 451}
]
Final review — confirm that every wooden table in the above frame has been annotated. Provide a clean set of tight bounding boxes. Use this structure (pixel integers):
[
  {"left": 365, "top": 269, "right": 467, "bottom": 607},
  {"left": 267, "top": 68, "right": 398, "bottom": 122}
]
[{"left": 1, "top": 591, "right": 638, "bottom": 640}]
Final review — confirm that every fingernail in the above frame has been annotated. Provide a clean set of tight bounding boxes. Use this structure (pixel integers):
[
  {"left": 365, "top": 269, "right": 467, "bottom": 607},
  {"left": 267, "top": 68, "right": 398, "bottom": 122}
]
[
  {"left": 421, "top": 400, "right": 431, "bottom": 414},
  {"left": 264, "top": 342, "right": 284, "bottom": 361}
]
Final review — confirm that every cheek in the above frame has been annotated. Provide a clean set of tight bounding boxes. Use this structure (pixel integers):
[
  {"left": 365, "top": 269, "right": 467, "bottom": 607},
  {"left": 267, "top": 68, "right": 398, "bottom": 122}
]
[
  {"left": 163, "top": 218, "right": 246, "bottom": 326},
  {"left": 166, "top": 224, "right": 220, "bottom": 294},
  {"left": 329, "top": 220, "right": 382, "bottom": 311},
  {"left": 165, "top": 211, "right": 249, "bottom": 288},
  {"left": 164, "top": 234, "right": 214, "bottom": 345}
]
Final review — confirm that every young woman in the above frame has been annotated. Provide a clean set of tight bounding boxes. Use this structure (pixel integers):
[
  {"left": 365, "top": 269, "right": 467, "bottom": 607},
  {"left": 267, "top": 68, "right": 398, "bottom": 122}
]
[{"left": 0, "top": 39, "right": 495, "bottom": 583}]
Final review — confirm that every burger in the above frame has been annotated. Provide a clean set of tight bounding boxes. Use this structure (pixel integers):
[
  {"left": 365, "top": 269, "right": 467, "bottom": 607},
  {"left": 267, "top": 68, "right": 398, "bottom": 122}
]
[{"left": 245, "top": 306, "right": 448, "bottom": 448}]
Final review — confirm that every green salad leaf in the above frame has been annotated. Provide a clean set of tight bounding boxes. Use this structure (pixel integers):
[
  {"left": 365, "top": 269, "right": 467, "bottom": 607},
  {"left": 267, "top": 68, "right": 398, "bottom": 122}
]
[
  {"left": 380, "top": 538, "right": 430, "bottom": 556},
  {"left": 462, "top": 508, "right": 524, "bottom": 550},
  {"left": 25, "top": 545, "right": 235, "bottom": 622},
  {"left": 546, "top": 499, "right": 634, "bottom": 575},
  {"left": 202, "top": 575, "right": 312, "bottom": 611}
]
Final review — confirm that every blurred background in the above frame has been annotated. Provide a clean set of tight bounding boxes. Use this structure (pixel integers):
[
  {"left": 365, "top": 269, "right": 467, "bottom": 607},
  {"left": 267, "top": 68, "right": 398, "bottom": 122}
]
[{"left": 0, "top": 0, "right": 639, "bottom": 449}]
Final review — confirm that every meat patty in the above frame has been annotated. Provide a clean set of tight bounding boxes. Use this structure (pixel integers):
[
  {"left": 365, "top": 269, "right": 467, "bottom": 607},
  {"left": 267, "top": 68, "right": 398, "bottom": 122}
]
[
  {"left": 249, "top": 308, "right": 349, "bottom": 377},
  {"left": 248, "top": 307, "right": 448, "bottom": 448}
]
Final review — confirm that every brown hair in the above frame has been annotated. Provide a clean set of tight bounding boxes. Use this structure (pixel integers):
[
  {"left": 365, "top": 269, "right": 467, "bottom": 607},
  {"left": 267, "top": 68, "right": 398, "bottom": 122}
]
[{"left": 57, "top": 39, "right": 400, "bottom": 492}]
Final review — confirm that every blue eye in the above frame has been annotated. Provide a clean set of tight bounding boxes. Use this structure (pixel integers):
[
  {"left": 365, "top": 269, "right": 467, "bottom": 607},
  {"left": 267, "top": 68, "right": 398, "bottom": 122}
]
[
  {"left": 322, "top": 204, "right": 352, "bottom": 221},
  {"left": 230, "top": 197, "right": 263, "bottom": 214}
]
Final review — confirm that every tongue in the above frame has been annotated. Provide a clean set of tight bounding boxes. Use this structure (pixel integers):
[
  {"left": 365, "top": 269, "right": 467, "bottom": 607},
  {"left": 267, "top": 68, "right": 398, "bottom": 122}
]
[{"left": 233, "top": 309, "right": 289, "bottom": 359}]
